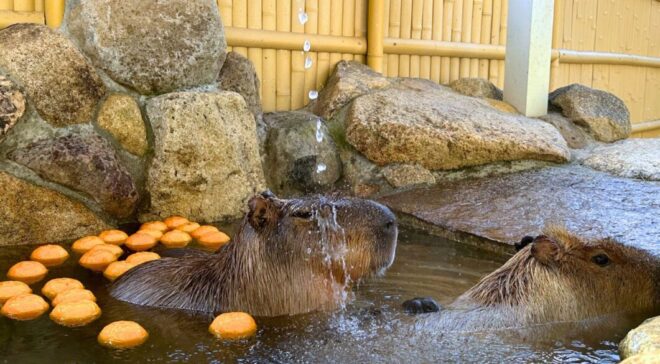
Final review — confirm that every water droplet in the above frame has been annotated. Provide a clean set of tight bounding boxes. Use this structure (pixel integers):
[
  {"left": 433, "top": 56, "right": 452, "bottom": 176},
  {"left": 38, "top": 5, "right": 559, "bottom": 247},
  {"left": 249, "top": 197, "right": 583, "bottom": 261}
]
[
  {"left": 315, "top": 118, "right": 324, "bottom": 142},
  {"left": 303, "top": 40, "right": 311, "bottom": 52},
  {"left": 298, "top": 9, "right": 308, "bottom": 25},
  {"left": 316, "top": 163, "right": 327, "bottom": 173},
  {"left": 308, "top": 90, "right": 318, "bottom": 100},
  {"left": 304, "top": 55, "right": 313, "bottom": 69}
]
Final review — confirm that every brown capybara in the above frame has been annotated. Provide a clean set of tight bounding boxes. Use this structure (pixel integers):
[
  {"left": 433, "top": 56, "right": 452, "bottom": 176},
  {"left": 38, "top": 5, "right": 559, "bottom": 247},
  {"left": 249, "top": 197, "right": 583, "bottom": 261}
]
[
  {"left": 111, "top": 191, "right": 398, "bottom": 317},
  {"left": 407, "top": 226, "right": 659, "bottom": 331}
]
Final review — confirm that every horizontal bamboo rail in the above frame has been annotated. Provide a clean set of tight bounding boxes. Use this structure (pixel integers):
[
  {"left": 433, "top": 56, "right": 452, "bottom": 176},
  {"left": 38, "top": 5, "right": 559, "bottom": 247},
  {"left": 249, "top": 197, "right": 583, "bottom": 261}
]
[
  {"left": 224, "top": 27, "right": 366, "bottom": 54},
  {"left": 556, "top": 49, "right": 660, "bottom": 68},
  {"left": 384, "top": 38, "right": 505, "bottom": 59},
  {"left": 0, "top": 9, "right": 42, "bottom": 28},
  {"left": 632, "top": 120, "right": 660, "bottom": 134}
]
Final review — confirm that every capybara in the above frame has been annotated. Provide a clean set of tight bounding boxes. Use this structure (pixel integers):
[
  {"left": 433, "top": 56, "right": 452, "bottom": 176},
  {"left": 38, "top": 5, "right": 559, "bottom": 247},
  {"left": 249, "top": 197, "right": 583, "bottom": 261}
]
[
  {"left": 406, "top": 226, "right": 659, "bottom": 330},
  {"left": 111, "top": 191, "right": 398, "bottom": 316}
]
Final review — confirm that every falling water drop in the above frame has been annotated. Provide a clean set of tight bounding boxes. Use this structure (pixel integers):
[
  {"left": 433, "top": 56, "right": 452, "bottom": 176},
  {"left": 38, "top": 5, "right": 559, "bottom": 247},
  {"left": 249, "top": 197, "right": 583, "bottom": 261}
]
[
  {"left": 303, "top": 40, "right": 311, "bottom": 52},
  {"left": 308, "top": 90, "right": 318, "bottom": 100},
  {"left": 315, "top": 118, "right": 324, "bottom": 142},
  {"left": 304, "top": 55, "right": 313, "bottom": 69},
  {"left": 298, "top": 9, "right": 308, "bottom": 25},
  {"left": 316, "top": 163, "right": 327, "bottom": 173}
]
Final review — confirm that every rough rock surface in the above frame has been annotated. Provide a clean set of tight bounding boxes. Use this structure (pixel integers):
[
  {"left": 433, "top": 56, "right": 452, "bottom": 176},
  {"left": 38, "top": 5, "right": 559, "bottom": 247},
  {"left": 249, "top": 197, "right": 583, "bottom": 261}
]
[
  {"left": 145, "top": 91, "right": 265, "bottom": 221},
  {"left": 264, "top": 111, "right": 341, "bottom": 196},
  {"left": 345, "top": 86, "right": 570, "bottom": 170},
  {"left": 582, "top": 139, "right": 660, "bottom": 181},
  {"left": 7, "top": 133, "right": 139, "bottom": 218},
  {"left": 382, "top": 164, "right": 435, "bottom": 188},
  {"left": 66, "top": 0, "right": 226, "bottom": 95},
  {"left": 97, "top": 94, "right": 148, "bottom": 156},
  {"left": 539, "top": 112, "right": 591, "bottom": 149},
  {"left": 379, "top": 165, "right": 660, "bottom": 256},
  {"left": 549, "top": 84, "right": 631, "bottom": 142},
  {"left": 0, "top": 75, "right": 25, "bottom": 139},
  {"left": 620, "top": 352, "right": 660, "bottom": 364},
  {"left": 217, "top": 52, "right": 262, "bottom": 121},
  {"left": 619, "top": 316, "right": 660, "bottom": 359},
  {"left": 0, "top": 24, "right": 105, "bottom": 126},
  {"left": 312, "top": 60, "right": 391, "bottom": 120},
  {"left": 0, "top": 171, "right": 110, "bottom": 246},
  {"left": 449, "top": 78, "right": 503, "bottom": 100}
]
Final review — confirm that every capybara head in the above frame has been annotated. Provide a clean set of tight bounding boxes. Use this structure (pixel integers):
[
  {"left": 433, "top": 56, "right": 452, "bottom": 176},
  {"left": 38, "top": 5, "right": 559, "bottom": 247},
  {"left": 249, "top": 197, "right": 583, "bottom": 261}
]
[
  {"left": 245, "top": 191, "right": 398, "bottom": 282},
  {"left": 458, "top": 226, "right": 659, "bottom": 323}
]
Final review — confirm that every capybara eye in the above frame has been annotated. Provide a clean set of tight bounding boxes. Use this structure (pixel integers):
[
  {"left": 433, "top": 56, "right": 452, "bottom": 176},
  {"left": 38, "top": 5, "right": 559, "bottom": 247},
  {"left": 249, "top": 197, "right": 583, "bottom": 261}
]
[
  {"left": 385, "top": 221, "right": 395, "bottom": 229},
  {"left": 591, "top": 254, "right": 611, "bottom": 267}
]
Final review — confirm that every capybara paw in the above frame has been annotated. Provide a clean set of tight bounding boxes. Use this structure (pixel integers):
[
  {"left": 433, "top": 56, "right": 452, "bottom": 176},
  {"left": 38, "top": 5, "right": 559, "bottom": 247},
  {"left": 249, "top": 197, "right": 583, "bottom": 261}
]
[
  {"left": 402, "top": 297, "right": 441, "bottom": 314},
  {"left": 515, "top": 235, "right": 535, "bottom": 251}
]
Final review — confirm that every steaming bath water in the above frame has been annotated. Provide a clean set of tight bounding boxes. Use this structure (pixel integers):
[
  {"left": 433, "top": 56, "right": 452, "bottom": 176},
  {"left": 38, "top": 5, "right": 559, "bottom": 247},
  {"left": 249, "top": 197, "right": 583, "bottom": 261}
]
[{"left": 0, "top": 227, "right": 639, "bottom": 363}]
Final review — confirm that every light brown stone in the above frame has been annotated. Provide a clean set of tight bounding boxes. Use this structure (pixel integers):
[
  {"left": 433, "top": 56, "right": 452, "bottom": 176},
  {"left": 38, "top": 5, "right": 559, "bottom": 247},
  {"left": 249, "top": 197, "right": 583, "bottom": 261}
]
[
  {"left": 97, "top": 94, "right": 148, "bottom": 156},
  {"left": 620, "top": 316, "right": 660, "bottom": 359},
  {"left": 0, "top": 75, "right": 25, "bottom": 139}
]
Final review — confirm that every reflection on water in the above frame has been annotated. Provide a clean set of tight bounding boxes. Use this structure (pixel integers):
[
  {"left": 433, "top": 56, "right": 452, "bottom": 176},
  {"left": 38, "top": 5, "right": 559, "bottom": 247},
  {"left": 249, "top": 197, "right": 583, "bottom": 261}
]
[{"left": 0, "top": 227, "right": 639, "bottom": 363}]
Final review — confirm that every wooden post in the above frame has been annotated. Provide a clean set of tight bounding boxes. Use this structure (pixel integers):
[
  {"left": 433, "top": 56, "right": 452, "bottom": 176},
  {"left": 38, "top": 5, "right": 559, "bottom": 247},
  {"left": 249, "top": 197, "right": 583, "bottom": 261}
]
[
  {"left": 503, "top": 0, "right": 554, "bottom": 117},
  {"left": 367, "top": 0, "right": 385, "bottom": 73}
]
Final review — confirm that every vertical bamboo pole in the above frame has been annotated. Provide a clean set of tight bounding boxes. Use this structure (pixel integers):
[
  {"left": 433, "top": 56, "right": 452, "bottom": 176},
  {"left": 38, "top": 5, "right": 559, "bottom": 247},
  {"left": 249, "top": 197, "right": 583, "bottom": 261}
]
[
  {"left": 479, "top": 0, "right": 492, "bottom": 79},
  {"left": 459, "top": 0, "right": 472, "bottom": 78},
  {"left": 450, "top": 0, "right": 463, "bottom": 81},
  {"left": 355, "top": 0, "right": 368, "bottom": 64},
  {"left": 367, "top": 0, "right": 385, "bottom": 72},
  {"left": 44, "top": 0, "right": 64, "bottom": 29},
  {"left": 291, "top": 0, "right": 306, "bottom": 109},
  {"left": 470, "top": 0, "right": 483, "bottom": 77},
  {"left": 0, "top": 0, "right": 11, "bottom": 10},
  {"left": 233, "top": 0, "right": 248, "bottom": 57},
  {"left": 489, "top": 0, "right": 501, "bottom": 84},
  {"left": 399, "top": 0, "right": 412, "bottom": 77},
  {"left": 441, "top": 0, "right": 453, "bottom": 83},
  {"left": 387, "top": 0, "right": 402, "bottom": 77},
  {"left": 592, "top": 0, "right": 611, "bottom": 92},
  {"left": 247, "top": 0, "right": 263, "bottom": 97},
  {"left": 329, "top": 0, "right": 343, "bottom": 71},
  {"left": 381, "top": 0, "right": 390, "bottom": 73},
  {"left": 219, "top": 1, "right": 233, "bottom": 52},
  {"left": 410, "top": 0, "right": 424, "bottom": 77},
  {"left": 34, "top": 0, "right": 44, "bottom": 12},
  {"left": 262, "top": 0, "right": 276, "bottom": 112},
  {"left": 342, "top": 0, "right": 355, "bottom": 61},
  {"left": 550, "top": 0, "right": 563, "bottom": 91},
  {"left": 317, "top": 0, "right": 331, "bottom": 89},
  {"left": 304, "top": 0, "right": 319, "bottom": 105},
  {"left": 14, "top": 0, "right": 34, "bottom": 11},
  {"left": 419, "top": 0, "right": 433, "bottom": 79},
  {"left": 430, "top": 0, "right": 443, "bottom": 83},
  {"left": 497, "top": 0, "right": 507, "bottom": 88},
  {"left": 276, "top": 0, "right": 291, "bottom": 111}
]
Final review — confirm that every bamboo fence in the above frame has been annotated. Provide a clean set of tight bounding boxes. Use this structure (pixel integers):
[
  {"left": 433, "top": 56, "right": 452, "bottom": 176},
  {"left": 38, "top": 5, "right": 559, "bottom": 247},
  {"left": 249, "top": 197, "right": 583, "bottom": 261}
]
[{"left": 0, "top": 0, "right": 658, "bottom": 136}]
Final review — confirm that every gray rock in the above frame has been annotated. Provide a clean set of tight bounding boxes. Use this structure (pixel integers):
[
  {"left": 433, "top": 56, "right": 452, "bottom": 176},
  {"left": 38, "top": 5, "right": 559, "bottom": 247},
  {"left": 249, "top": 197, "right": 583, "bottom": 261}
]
[
  {"left": 449, "top": 78, "right": 503, "bottom": 100},
  {"left": 7, "top": 132, "right": 139, "bottom": 219},
  {"left": 312, "top": 60, "right": 391, "bottom": 120},
  {"left": 0, "top": 24, "right": 106, "bottom": 127},
  {"left": 619, "top": 316, "right": 660, "bottom": 359},
  {"left": 145, "top": 91, "right": 265, "bottom": 222},
  {"left": 344, "top": 86, "right": 570, "bottom": 170},
  {"left": 0, "top": 171, "right": 110, "bottom": 246},
  {"left": 379, "top": 165, "right": 660, "bottom": 256},
  {"left": 539, "top": 112, "right": 592, "bottom": 149},
  {"left": 97, "top": 94, "right": 148, "bottom": 156},
  {"left": 66, "top": 0, "right": 226, "bottom": 95},
  {"left": 581, "top": 139, "right": 660, "bottom": 181},
  {"left": 0, "top": 75, "right": 25, "bottom": 140},
  {"left": 382, "top": 164, "right": 435, "bottom": 188},
  {"left": 263, "top": 111, "right": 341, "bottom": 196},
  {"left": 217, "top": 52, "right": 262, "bottom": 122},
  {"left": 549, "top": 84, "right": 631, "bottom": 142}
]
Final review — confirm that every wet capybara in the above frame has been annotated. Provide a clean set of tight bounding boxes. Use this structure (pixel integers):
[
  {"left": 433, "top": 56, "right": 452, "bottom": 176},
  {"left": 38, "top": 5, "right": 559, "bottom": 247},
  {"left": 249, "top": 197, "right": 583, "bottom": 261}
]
[
  {"left": 111, "top": 191, "right": 398, "bottom": 317},
  {"left": 407, "top": 226, "right": 659, "bottom": 330}
]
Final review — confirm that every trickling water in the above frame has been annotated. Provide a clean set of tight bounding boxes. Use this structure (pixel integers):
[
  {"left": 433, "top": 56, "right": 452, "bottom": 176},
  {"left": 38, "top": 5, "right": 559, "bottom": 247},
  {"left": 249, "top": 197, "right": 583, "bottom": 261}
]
[
  {"left": 303, "top": 40, "right": 311, "bottom": 52},
  {"left": 298, "top": 9, "right": 309, "bottom": 25},
  {"left": 314, "top": 203, "right": 351, "bottom": 308},
  {"left": 305, "top": 55, "right": 313, "bottom": 69},
  {"left": 315, "top": 117, "right": 324, "bottom": 142},
  {"left": 308, "top": 90, "right": 318, "bottom": 100},
  {"left": 316, "top": 163, "right": 327, "bottom": 173}
]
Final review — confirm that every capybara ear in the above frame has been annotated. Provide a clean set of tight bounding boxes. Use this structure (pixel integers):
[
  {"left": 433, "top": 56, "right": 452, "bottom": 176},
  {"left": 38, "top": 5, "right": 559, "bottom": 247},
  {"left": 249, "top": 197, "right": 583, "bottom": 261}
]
[
  {"left": 515, "top": 236, "right": 535, "bottom": 252},
  {"left": 248, "top": 194, "right": 279, "bottom": 231},
  {"left": 531, "top": 235, "right": 560, "bottom": 266}
]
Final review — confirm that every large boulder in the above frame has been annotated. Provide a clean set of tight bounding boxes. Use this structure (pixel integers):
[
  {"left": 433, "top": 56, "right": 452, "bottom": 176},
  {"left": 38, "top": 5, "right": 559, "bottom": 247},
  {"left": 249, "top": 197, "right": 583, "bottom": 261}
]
[
  {"left": 449, "top": 78, "right": 503, "bottom": 100},
  {"left": 344, "top": 86, "right": 570, "bottom": 170},
  {"left": 619, "top": 316, "right": 660, "bottom": 360},
  {"left": 0, "top": 171, "right": 110, "bottom": 246},
  {"left": 549, "top": 84, "right": 631, "bottom": 142},
  {"left": 312, "top": 60, "right": 391, "bottom": 120},
  {"left": 7, "top": 132, "right": 139, "bottom": 219},
  {"left": 581, "top": 139, "right": 660, "bottom": 181},
  {"left": 0, "top": 24, "right": 106, "bottom": 127},
  {"left": 145, "top": 91, "right": 265, "bottom": 222},
  {"left": 0, "top": 75, "right": 25, "bottom": 140},
  {"left": 96, "top": 94, "right": 148, "bottom": 156},
  {"left": 66, "top": 0, "right": 227, "bottom": 95},
  {"left": 217, "top": 52, "right": 262, "bottom": 122},
  {"left": 263, "top": 111, "right": 341, "bottom": 196},
  {"left": 382, "top": 164, "right": 435, "bottom": 188}
]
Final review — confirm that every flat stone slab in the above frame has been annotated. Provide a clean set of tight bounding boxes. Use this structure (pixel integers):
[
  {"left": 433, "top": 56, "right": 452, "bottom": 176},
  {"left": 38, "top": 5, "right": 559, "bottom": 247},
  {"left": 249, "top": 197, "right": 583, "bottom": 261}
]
[
  {"left": 380, "top": 165, "right": 659, "bottom": 256},
  {"left": 581, "top": 138, "right": 660, "bottom": 181}
]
